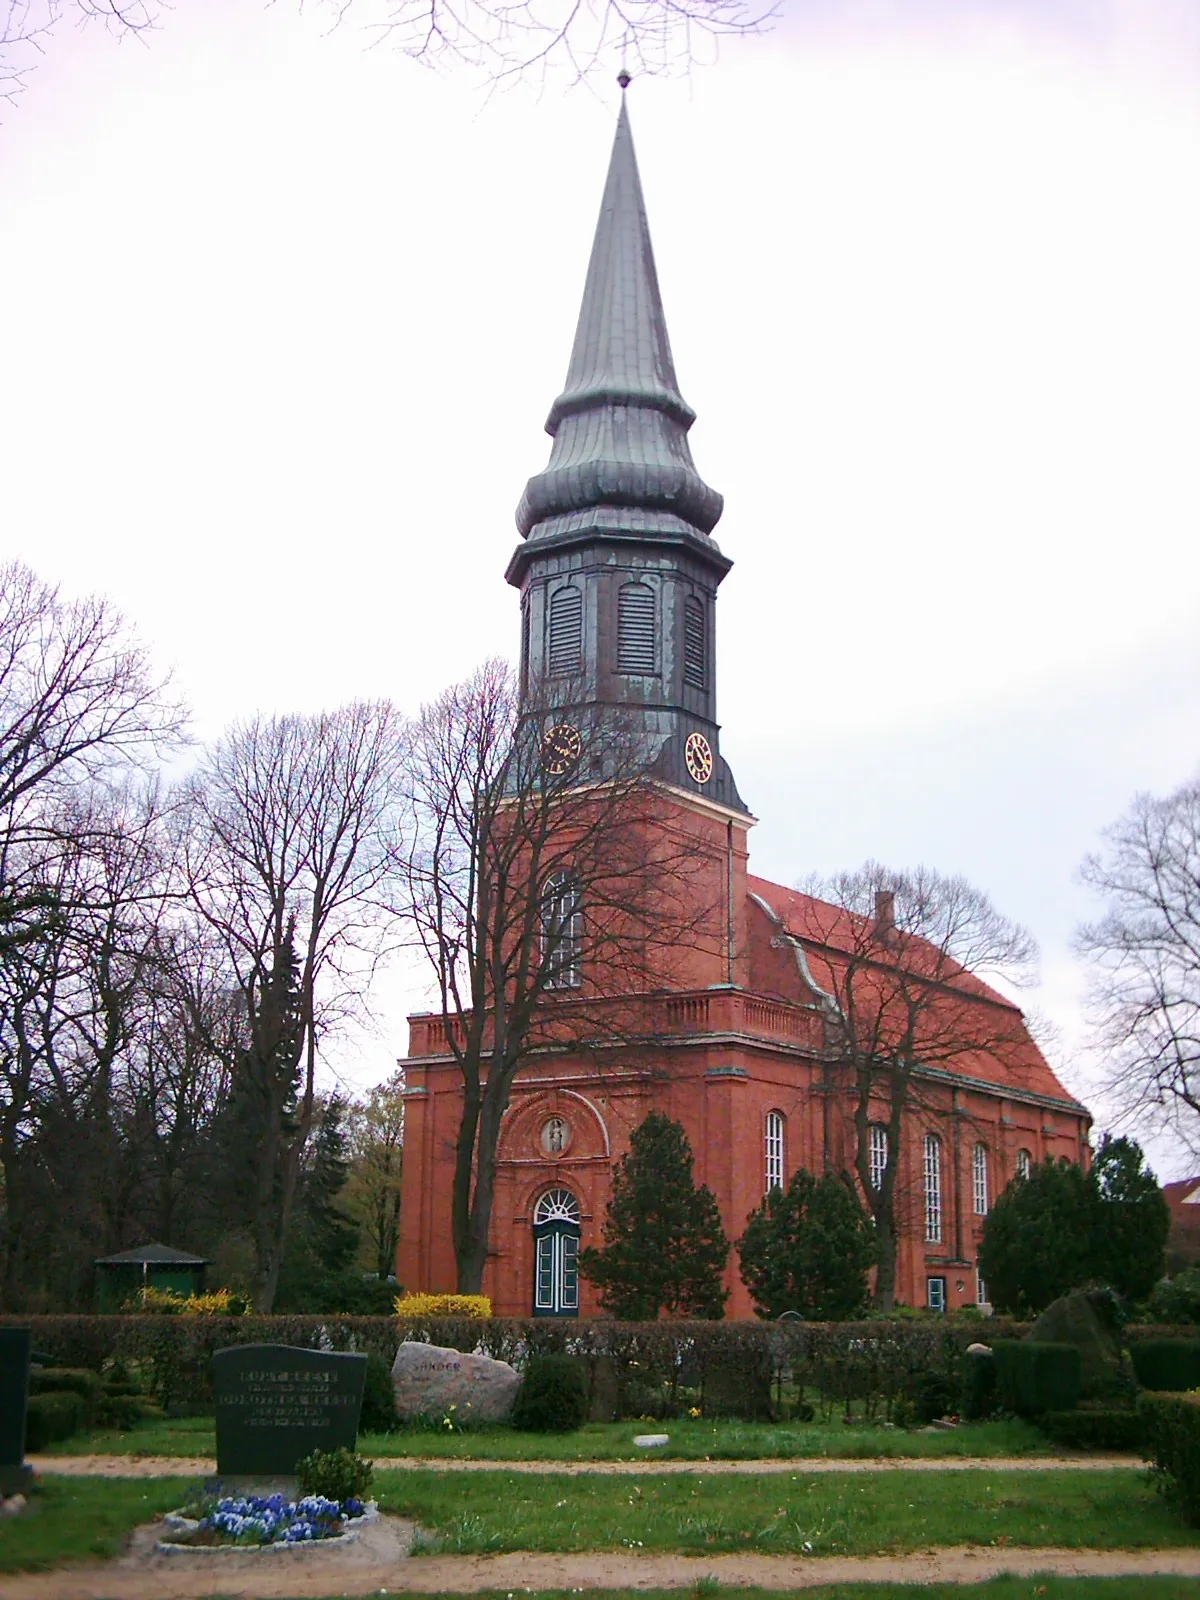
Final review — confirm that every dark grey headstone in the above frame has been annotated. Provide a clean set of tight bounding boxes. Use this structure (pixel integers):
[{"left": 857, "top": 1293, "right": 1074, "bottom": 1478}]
[
  {"left": 0, "top": 1328, "right": 32, "bottom": 1495},
  {"left": 212, "top": 1344, "right": 367, "bottom": 1477}
]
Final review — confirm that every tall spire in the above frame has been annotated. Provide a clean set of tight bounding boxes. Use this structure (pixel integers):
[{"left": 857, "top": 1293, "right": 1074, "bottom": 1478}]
[{"left": 514, "top": 92, "right": 724, "bottom": 548}]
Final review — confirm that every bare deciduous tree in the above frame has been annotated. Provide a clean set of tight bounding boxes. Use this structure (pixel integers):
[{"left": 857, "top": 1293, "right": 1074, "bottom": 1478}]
[
  {"left": 399, "top": 659, "right": 721, "bottom": 1292},
  {"left": 788, "top": 862, "right": 1039, "bottom": 1310},
  {"left": 1078, "top": 777, "right": 1200, "bottom": 1155},
  {"left": 3, "top": 0, "right": 770, "bottom": 108},
  {"left": 177, "top": 701, "right": 406, "bottom": 1311}
]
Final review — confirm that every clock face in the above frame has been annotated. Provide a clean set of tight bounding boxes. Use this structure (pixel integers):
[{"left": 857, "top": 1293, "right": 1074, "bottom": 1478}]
[
  {"left": 541, "top": 723, "right": 583, "bottom": 776},
  {"left": 685, "top": 731, "right": 714, "bottom": 784}
]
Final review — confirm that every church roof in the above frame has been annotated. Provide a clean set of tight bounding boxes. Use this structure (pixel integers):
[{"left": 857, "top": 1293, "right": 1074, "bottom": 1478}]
[
  {"left": 746, "top": 875, "right": 1088, "bottom": 1113},
  {"left": 514, "top": 92, "right": 725, "bottom": 549}
]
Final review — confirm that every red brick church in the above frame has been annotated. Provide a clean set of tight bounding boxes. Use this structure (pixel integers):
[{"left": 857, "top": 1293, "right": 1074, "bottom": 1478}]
[{"left": 395, "top": 92, "right": 1091, "bottom": 1319}]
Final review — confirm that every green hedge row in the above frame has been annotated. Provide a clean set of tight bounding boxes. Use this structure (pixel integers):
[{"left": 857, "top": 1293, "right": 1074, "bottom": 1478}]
[
  {"left": 1131, "top": 1339, "right": 1200, "bottom": 1393},
  {"left": 993, "top": 1340, "right": 1082, "bottom": 1417},
  {"left": 1, "top": 1314, "right": 1034, "bottom": 1414},
  {"left": 1140, "top": 1392, "right": 1200, "bottom": 1523}
]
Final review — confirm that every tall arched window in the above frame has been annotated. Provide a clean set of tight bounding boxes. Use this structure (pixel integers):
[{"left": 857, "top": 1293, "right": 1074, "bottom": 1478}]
[
  {"left": 540, "top": 871, "right": 582, "bottom": 989},
  {"left": 973, "top": 1143, "right": 990, "bottom": 1214},
  {"left": 1016, "top": 1148, "right": 1032, "bottom": 1180},
  {"left": 764, "top": 1111, "right": 785, "bottom": 1193},
  {"left": 533, "top": 1188, "right": 580, "bottom": 1317},
  {"left": 924, "top": 1133, "right": 942, "bottom": 1243},
  {"left": 617, "top": 582, "right": 656, "bottom": 674},
  {"left": 683, "top": 595, "right": 706, "bottom": 689},
  {"left": 868, "top": 1123, "right": 888, "bottom": 1194},
  {"left": 971, "top": 1144, "right": 989, "bottom": 1213},
  {"left": 520, "top": 601, "right": 531, "bottom": 691},
  {"left": 548, "top": 586, "right": 582, "bottom": 675}
]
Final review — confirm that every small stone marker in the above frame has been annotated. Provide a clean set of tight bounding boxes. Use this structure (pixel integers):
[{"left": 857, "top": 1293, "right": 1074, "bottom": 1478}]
[
  {"left": 0, "top": 1329, "right": 32, "bottom": 1496},
  {"left": 633, "top": 1433, "right": 669, "bottom": 1448},
  {"left": 212, "top": 1344, "right": 367, "bottom": 1477},
  {"left": 391, "top": 1340, "right": 520, "bottom": 1424}
]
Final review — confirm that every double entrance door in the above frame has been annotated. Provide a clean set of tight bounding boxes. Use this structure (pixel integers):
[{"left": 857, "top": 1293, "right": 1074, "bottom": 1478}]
[{"left": 532, "top": 1188, "right": 580, "bottom": 1317}]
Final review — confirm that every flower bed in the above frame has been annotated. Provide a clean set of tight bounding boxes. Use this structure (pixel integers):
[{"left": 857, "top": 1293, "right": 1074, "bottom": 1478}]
[{"left": 158, "top": 1493, "right": 375, "bottom": 1553}]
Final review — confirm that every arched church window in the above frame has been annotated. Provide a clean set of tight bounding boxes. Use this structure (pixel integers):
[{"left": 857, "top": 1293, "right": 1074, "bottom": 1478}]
[
  {"left": 541, "top": 871, "right": 582, "bottom": 989},
  {"left": 533, "top": 1187, "right": 580, "bottom": 1317},
  {"left": 617, "top": 582, "right": 657, "bottom": 674},
  {"left": 924, "top": 1133, "right": 942, "bottom": 1243},
  {"left": 973, "top": 1143, "right": 990, "bottom": 1214},
  {"left": 548, "top": 586, "right": 582, "bottom": 676},
  {"left": 683, "top": 595, "right": 706, "bottom": 689},
  {"left": 764, "top": 1110, "right": 785, "bottom": 1193},
  {"left": 521, "top": 600, "right": 531, "bottom": 691},
  {"left": 1016, "top": 1148, "right": 1032, "bottom": 1180},
  {"left": 868, "top": 1123, "right": 888, "bottom": 1194}
]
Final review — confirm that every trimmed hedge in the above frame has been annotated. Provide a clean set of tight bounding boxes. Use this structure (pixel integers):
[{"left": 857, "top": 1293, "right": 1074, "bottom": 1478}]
[
  {"left": 1041, "top": 1407, "right": 1143, "bottom": 1450},
  {"left": 1140, "top": 1391, "right": 1200, "bottom": 1523},
  {"left": 1131, "top": 1339, "right": 1200, "bottom": 1393},
  {"left": 25, "top": 1391, "right": 87, "bottom": 1450},
  {"left": 1, "top": 1313, "right": 1038, "bottom": 1418},
  {"left": 993, "top": 1340, "right": 1082, "bottom": 1417}
]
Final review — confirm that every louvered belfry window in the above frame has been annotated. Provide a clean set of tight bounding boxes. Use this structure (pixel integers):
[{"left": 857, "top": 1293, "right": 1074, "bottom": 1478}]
[
  {"left": 683, "top": 595, "right": 706, "bottom": 689},
  {"left": 548, "top": 586, "right": 582, "bottom": 675},
  {"left": 617, "top": 582, "right": 656, "bottom": 674}
]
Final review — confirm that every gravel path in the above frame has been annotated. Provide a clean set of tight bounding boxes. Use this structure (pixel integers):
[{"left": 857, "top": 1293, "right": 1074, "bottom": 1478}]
[
  {"left": 1, "top": 1534, "right": 1199, "bottom": 1599},
  {"left": 29, "top": 1452, "right": 1144, "bottom": 1477}
]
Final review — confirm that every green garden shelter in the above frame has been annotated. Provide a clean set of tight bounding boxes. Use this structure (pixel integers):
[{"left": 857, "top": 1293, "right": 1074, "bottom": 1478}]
[{"left": 93, "top": 1243, "right": 208, "bottom": 1312}]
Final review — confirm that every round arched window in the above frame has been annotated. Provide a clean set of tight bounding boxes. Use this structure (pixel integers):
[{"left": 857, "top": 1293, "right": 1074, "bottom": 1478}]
[{"left": 533, "top": 1188, "right": 581, "bottom": 1226}]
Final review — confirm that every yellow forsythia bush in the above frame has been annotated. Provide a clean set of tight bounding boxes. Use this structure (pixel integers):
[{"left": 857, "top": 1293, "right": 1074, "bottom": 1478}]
[
  {"left": 394, "top": 1293, "right": 492, "bottom": 1319},
  {"left": 125, "top": 1285, "right": 249, "bottom": 1316}
]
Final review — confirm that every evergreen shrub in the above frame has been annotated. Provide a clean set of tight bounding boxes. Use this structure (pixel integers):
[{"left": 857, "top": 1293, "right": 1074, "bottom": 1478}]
[
  {"left": 1140, "top": 1392, "right": 1200, "bottom": 1523},
  {"left": 1131, "top": 1339, "right": 1200, "bottom": 1393},
  {"left": 31, "top": 1366, "right": 103, "bottom": 1417},
  {"left": 393, "top": 1294, "right": 491, "bottom": 1318},
  {"left": 295, "top": 1446, "right": 374, "bottom": 1503},
  {"left": 961, "top": 1348, "right": 997, "bottom": 1420},
  {"left": 359, "top": 1351, "right": 398, "bottom": 1433},
  {"left": 25, "top": 1390, "right": 87, "bottom": 1449},
  {"left": 512, "top": 1354, "right": 588, "bottom": 1432},
  {"left": 1040, "top": 1407, "right": 1143, "bottom": 1450},
  {"left": 993, "top": 1340, "right": 1082, "bottom": 1416}
]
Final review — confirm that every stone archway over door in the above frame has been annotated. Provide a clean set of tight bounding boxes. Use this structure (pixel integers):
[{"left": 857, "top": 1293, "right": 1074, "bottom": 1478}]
[{"left": 532, "top": 1188, "right": 580, "bottom": 1316}]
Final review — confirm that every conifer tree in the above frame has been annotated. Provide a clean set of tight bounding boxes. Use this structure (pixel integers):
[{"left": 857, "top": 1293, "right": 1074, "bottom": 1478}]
[
  {"left": 737, "top": 1168, "right": 875, "bottom": 1320},
  {"left": 579, "top": 1112, "right": 728, "bottom": 1319}
]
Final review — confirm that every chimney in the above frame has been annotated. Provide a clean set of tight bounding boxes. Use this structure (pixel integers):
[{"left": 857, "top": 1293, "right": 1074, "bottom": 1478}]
[{"left": 874, "top": 890, "right": 896, "bottom": 945}]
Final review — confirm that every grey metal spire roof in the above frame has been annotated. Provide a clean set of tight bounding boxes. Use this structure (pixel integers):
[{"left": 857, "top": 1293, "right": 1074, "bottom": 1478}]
[{"left": 515, "top": 94, "right": 724, "bottom": 545}]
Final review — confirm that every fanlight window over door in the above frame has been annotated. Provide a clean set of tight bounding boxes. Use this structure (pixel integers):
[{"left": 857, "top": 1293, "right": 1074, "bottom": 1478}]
[{"left": 533, "top": 1188, "right": 581, "bottom": 1317}]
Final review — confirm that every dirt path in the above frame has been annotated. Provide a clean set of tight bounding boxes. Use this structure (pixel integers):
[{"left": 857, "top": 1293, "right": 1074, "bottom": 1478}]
[
  {"left": 30, "top": 1452, "right": 1143, "bottom": 1477},
  {"left": 2, "top": 1534, "right": 1199, "bottom": 1600}
]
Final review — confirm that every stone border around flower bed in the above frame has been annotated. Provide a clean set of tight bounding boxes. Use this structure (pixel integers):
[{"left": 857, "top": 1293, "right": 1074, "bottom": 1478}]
[{"left": 154, "top": 1502, "right": 378, "bottom": 1556}]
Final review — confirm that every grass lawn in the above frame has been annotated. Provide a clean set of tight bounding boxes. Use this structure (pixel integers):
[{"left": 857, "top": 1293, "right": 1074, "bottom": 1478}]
[
  {"left": 375, "top": 1466, "right": 1197, "bottom": 1558},
  {"left": 0, "top": 1476, "right": 193, "bottom": 1573},
  {"left": 40, "top": 1412, "right": 1065, "bottom": 1461}
]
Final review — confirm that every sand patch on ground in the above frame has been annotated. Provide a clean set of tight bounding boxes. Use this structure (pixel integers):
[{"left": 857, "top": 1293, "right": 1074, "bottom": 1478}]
[{"left": 1, "top": 1533, "right": 1200, "bottom": 1599}]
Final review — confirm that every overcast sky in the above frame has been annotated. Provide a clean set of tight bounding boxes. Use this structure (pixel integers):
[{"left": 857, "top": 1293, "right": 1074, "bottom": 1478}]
[{"left": 4, "top": 1, "right": 1199, "bottom": 1176}]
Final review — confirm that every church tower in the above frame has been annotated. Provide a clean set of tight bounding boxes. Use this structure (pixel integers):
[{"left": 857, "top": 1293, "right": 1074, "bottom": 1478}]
[{"left": 508, "top": 87, "right": 748, "bottom": 818}]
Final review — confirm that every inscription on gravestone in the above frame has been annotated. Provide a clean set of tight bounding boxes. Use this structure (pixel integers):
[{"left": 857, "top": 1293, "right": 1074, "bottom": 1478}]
[
  {"left": 0, "top": 1328, "right": 33, "bottom": 1496},
  {"left": 212, "top": 1344, "right": 367, "bottom": 1477}
]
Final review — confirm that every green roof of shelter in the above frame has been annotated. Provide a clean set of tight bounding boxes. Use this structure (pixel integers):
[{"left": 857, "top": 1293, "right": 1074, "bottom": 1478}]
[{"left": 93, "top": 1242, "right": 209, "bottom": 1267}]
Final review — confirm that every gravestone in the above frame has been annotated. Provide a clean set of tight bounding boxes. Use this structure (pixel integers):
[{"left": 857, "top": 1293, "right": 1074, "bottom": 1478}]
[
  {"left": 391, "top": 1341, "right": 520, "bottom": 1424},
  {"left": 0, "top": 1329, "right": 32, "bottom": 1495},
  {"left": 212, "top": 1344, "right": 367, "bottom": 1477}
]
